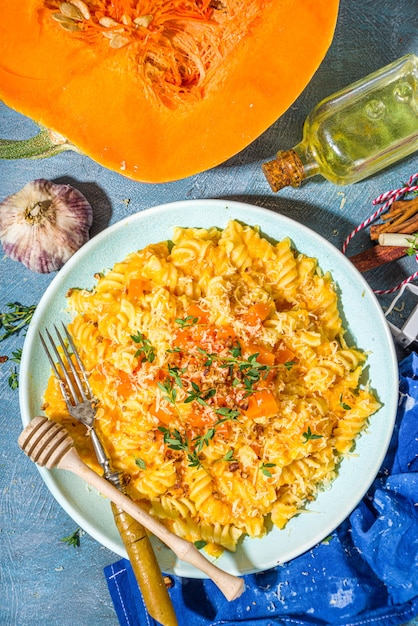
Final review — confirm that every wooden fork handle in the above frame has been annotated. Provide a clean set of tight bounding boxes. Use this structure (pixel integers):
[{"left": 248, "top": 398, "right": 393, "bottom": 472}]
[{"left": 58, "top": 445, "right": 245, "bottom": 601}]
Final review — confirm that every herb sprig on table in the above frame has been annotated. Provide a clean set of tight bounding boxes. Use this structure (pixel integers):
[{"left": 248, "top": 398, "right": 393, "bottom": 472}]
[
  {"left": 60, "top": 527, "right": 83, "bottom": 548},
  {"left": 0, "top": 302, "right": 36, "bottom": 389},
  {"left": 0, "top": 302, "right": 36, "bottom": 341}
]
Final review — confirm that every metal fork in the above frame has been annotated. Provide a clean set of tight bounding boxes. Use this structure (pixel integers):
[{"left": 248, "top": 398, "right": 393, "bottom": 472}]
[
  {"left": 40, "top": 323, "right": 179, "bottom": 626},
  {"left": 40, "top": 324, "right": 121, "bottom": 488}
]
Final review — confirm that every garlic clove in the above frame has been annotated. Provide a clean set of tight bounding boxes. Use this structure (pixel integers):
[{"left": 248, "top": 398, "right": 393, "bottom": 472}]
[{"left": 0, "top": 178, "right": 93, "bottom": 273}]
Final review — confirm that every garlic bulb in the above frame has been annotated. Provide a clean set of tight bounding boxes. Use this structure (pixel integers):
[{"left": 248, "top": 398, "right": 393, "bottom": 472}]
[{"left": 0, "top": 179, "right": 93, "bottom": 273}]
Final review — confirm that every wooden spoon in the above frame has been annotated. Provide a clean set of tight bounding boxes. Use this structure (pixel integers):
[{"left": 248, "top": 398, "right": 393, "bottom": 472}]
[{"left": 18, "top": 416, "right": 245, "bottom": 602}]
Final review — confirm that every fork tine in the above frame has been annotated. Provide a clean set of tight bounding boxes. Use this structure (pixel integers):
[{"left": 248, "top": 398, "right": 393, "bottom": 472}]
[
  {"left": 40, "top": 328, "right": 79, "bottom": 405},
  {"left": 39, "top": 331, "right": 64, "bottom": 384},
  {"left": 60, "top": 323, "right": 94, "bottom": 401},
  {"left": 40, "top": 326, "right": 87, "bottom": 408},
  {"left": 54, "top": 324, "right": 89, "bottom": 402}
]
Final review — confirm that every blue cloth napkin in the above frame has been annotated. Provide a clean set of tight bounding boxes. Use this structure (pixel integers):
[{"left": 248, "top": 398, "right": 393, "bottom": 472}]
[{"left": 104, "top": 353, "right": 418, "bottom": 626}]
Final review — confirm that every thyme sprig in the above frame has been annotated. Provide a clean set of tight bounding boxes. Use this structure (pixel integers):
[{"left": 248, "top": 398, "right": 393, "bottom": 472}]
[
  {"left": 197, "top": 343, "right": 289, "bottom": 394},
  {"left": 131, "top": 331, "right": 155, "bottom": 363},
  {"left": 10, "top": 348, "right": 22, "bottom": 364},
  {"left": 0, "top": 302, "right": 36, "bottom": 341},
  {"left": 7, "top": 348, "right": 23, "bottom": 390},
  {"left": 175, "top": 315, "right": 199, "bottom": 328},
  {"left": 215, "top": 407, "right": 240, "bottom": 420},
  {"left": 157, "top": 369, "right": 240, "bottom": 424},
  {"left": 184, "top": 381, "right": 216, "bottom": 406},
  {"left": 167, "top": 365, "right": 186, "bottom": 387},
  {"left": 158, "top": 427, "right": 202, "bottom": 467},
  {"left": 302, "top": 426, "right": 323, "bottom": 443},
  {"left": 1, "top": 303, "right": 36, "bottom": 390},
  {"left": 157, "top": 378, "right": 178, "bottom": 404},
  {"left": 158, "top": 410, "right": 239, "bottom": 468},
  {"left": 194, "top": 427, "right": 216, "bottom": 452},
  {"left": 260, "top": 462, "right": 276, "bottom": 477},
  {"left": 153, "top": 326, "right": 288, "bottom": 466},
  {"left": 8, "top": 367, "right": 19, "bottom": 390},
  {"left": 60, "top": 527, "right": 82, "bottom": 548}
]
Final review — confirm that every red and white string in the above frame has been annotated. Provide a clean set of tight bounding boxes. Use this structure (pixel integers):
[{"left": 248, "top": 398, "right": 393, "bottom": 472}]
[{"left": 342, "top": 172, "right": 418, "bottom": 295}]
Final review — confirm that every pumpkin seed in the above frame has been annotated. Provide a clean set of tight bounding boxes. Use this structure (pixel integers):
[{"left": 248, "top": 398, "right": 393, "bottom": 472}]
[
  {"left": 134, "top": 14, "right": 153, "bottom": 28},
  {"left": 121, "top": 14, "right": 131, "bottom": 25},
  {"left": 59, "top": 2, "right": 83, "bottom": 21},
  {"left": 51, "top": 13, "right": 80, "bottom": 31},
  {"left": 69, "top": 0, "right": 90, "bottom": 20},
  {"left": 109, "top": 34, "right": 130, "bottom": 49},
  {"left": 59, "top": 21, "right": 81, "bottom": 32},
  {"left": 101, "top": 29, "right": 124, "bottom": 40},
  {"left": 99, "top": 16, "right": 119, "bottom": 28}
]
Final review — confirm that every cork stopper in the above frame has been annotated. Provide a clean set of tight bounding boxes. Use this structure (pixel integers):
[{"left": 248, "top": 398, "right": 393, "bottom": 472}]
[{"left": 262, "top": 149, "right": 306, "bottom": 193}]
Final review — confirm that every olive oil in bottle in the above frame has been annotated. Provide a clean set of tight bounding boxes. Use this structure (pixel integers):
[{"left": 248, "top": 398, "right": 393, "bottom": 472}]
[{"left": 263, "top": 54, "right": 418, "bottom": 192}]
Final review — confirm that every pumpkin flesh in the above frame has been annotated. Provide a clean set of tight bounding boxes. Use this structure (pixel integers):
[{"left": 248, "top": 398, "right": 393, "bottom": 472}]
[{"left": 0, "top": 0, "right": 339, "bottom": 182}]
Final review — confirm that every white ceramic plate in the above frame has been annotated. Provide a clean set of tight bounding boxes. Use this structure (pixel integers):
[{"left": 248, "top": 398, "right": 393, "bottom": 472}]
[{"left": 19, "top": 199, "right": 398, "bottom": 577}]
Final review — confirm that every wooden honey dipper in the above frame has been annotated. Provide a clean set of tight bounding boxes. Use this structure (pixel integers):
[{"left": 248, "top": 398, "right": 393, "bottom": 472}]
[{"left": 18, "top": 415, "right": 245, "bottom": 602}]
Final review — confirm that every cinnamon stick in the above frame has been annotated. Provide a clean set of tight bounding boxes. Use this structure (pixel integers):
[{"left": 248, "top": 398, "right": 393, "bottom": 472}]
[
  {"left": 349, "top": 245, "right": 407, "bottom": 273},
  {"left": 370, "top": 215, "right": 418, "bottom": 240},
  {"left": 348, "top": 194, "right": 418, "bottom": 272},
  {"left": 370, "top": 196, "right": 418, "bottom": 240}
]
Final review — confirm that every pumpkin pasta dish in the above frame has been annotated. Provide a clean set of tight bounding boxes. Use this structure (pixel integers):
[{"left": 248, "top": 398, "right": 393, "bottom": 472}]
[{"left": 43, "top": 220, "right": 380, "bottom": 556}]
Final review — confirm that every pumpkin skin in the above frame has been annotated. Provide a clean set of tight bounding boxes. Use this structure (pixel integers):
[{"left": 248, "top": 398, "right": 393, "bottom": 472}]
[{"left": 0, "top": 1, "right": 339, "bottom": 183}]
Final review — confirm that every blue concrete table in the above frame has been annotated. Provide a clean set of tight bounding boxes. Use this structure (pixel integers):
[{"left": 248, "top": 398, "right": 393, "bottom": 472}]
[{"left": 1, "top": 0, "right": 417, "bottom": 624}]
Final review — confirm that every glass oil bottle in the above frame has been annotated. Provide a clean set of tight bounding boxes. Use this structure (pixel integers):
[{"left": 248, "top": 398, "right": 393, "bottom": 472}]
[{"left": 262, "top": 54, "right": 418, "bottom": 192}]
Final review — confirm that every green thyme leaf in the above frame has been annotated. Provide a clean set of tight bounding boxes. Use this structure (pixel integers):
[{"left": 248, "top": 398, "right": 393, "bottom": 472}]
[
  {"left": 284, "top": 360, "right": 296, "bottom": 371},
  {"left": 260, "top": 462, "right": 276, "bottom": 477},
  {"left": 230, "top": 342, "right": 242, "bottom": 358},
  {"left": 339, "top": 394, "right": 351, "bottom": 410},
  {"left": 8, "top": 367, "right": 19, "bottom": 390},
  {"left": 175, "top": 315, "right": 199, "bottom": 328},
  {"left": 321, "top": 535, "right": 334, "bottom": 545},
  {"left": 215, "top": 407, "right": 240, "bottom": 420},
  {"left": 197, "top": 346, "right": 216, "bottom": 367},
  {"left": 10, "top": 348, "right": 22, "bottom": 364},
  {"left": 184, "top": 382, "right": 216, "bottom": 406},
  {"left": 222, "top": 450, "right": 236, "bottom": 462},
  {"left": 194, "top": 427, "right": 216, "bottom": 452},
  {"left": 157, "top": 379, "right": 177, "bottom": 404},
  {"left": 406, "top": 232, "right": 418, "bottom": 256},
  {"left": 167, "top": 365, "right": 186, "bottom": 388},
  {"left": 134, "top": 457, "right": 147, "bottom": 470},
  {"left": 131, "top": 331, "right": 155, "bottom": 363},
  {"left": 302, "top": 426, "right": 323, "bottom": 443},
  {"left": 60, "top": 528, "right": 82, "bottom": 548},
  {"left": 187, "top": 453, "right": 202, "bottom": 467}
]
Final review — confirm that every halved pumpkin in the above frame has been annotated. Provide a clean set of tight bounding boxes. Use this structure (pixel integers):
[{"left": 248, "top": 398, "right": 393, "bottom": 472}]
[{"left": 0, "top": 1, "right": 339, "bottom": 183}]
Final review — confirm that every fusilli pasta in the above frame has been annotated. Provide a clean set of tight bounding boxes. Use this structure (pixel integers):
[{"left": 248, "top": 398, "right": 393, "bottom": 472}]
[{"left": 43, "top": 220, "right": 380, "bottom": 556}]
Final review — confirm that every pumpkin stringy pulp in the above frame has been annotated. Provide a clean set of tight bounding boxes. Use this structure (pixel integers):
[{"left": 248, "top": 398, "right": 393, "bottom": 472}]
[{"left": 45, "top": 0, "right": 267, "bottom": 107}]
